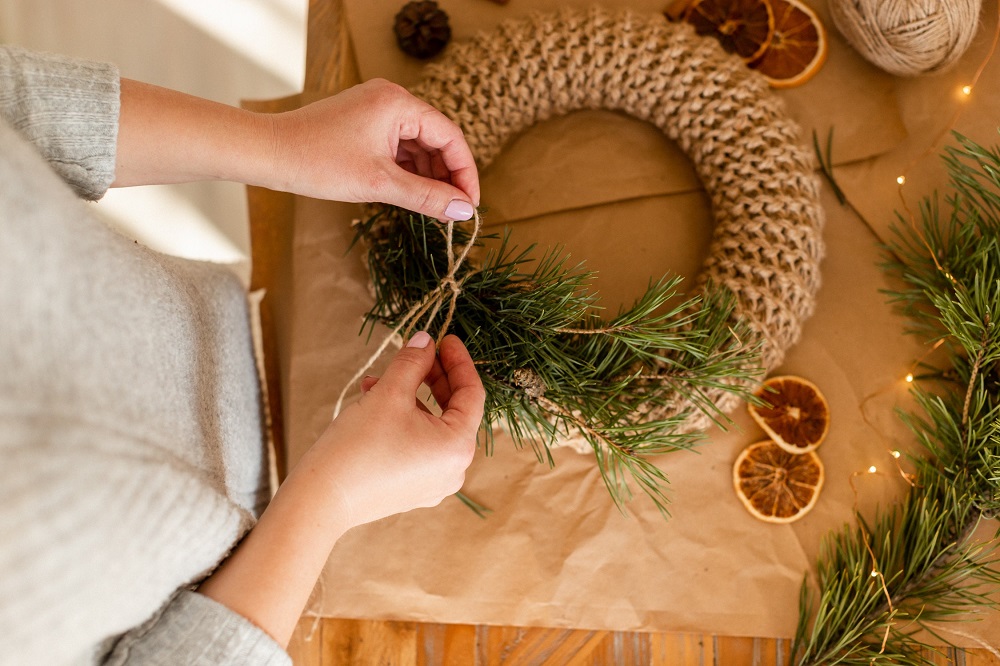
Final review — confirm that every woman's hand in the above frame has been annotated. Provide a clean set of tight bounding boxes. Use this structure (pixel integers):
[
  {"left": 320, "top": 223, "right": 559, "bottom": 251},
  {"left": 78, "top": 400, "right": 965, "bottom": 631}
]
[
  {"left": 114, "top": 78, "right": 480, "bottom": 221},
  {"left": 198, "top": 333, "right": 484, "bottom": 646},
  {"left": 301, "top": 331, "right": 485, "bottom": 527},
  {"left": 270, "top": 79, "right": 480, "bottom": 221}
]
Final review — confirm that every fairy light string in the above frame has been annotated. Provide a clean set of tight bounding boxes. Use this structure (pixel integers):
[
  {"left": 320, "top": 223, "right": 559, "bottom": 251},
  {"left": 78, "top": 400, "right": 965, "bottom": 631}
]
[
  {"left": 844, "top": 462, "right": 897, "bottom": 657},
  {"left": 810, "top": 6, "right": 1000, "bottom": 658},
  {"left": 834, "top": 0, "right": 998, "bottom": 480},
  {"left": 894, "top": 0, "right": 1000, "bottom": 281}
]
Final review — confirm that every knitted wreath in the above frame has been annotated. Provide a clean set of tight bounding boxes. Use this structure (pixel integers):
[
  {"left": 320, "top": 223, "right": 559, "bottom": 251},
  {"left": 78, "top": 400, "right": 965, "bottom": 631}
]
[{"left": 348, "top": 8, "right": 825, "bottom": 513}]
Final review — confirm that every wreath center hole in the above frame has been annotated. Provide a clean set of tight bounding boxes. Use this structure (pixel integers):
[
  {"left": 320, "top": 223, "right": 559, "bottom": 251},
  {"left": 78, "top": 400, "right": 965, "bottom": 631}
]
[{"left": 477, "top": 109, "right": 715, "bottom": 313}]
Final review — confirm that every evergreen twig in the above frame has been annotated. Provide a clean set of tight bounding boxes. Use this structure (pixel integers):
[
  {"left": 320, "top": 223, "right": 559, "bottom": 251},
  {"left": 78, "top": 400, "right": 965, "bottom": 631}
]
[
  {"left": 354, "top": 206, "right": 765, "bottom": 516},
  {"left": 793, "top": 133, "right": 1000, "bottom": 664}
]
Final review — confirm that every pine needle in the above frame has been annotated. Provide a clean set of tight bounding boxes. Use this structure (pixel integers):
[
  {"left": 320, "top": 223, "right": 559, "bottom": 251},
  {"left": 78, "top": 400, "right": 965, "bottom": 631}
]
[
  {"left": 793, "top": 133, "right": 1000, "bottom": 664},
  {"left": 355, "top": 206, "right": 764, "bottom": 516}
]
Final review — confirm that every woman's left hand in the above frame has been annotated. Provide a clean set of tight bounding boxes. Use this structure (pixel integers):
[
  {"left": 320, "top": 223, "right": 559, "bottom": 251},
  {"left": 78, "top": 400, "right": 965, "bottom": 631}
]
[
  {"left": 268, "top": 78, "right": 480, "bottom": 221},
  {"left": 114, "top": 78, "right": 480, "bottom": 221}
]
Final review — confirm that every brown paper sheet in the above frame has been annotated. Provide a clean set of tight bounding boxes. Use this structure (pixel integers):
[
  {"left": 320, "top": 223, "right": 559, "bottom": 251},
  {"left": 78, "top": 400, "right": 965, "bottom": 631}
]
[
  {"left": 277, "top": 0, "right": 1000, "bottom": 645},
  {"left": 343, "top": 0, "right": 907, "bottom": 171}
]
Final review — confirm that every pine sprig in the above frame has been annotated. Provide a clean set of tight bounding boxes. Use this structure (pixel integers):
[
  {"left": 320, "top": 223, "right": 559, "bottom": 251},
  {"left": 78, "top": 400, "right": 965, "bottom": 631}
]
[
  {"left": 355, "top": 206, "right": 764, "bottom": 516},
  {"left": 794, "top": 134, "right": 1000, "bottom": 663}
]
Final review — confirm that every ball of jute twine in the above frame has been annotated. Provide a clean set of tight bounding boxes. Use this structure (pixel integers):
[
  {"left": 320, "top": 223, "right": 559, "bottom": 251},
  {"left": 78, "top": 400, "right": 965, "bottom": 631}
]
[
  {"left": 830, "top": 0, "right": 982, "bottom": 77},
  {"left": 359, "top": 8, "right": 824, "bottom": 448}
]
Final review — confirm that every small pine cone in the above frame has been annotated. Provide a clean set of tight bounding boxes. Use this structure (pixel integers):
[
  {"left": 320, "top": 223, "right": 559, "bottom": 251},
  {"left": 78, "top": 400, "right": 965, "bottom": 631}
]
[
  {"left": 511, "top": 368, "right": 546, "bottom": 399},
  {"left": 393, "top": 1, "right": 452, "bottom": 59}
]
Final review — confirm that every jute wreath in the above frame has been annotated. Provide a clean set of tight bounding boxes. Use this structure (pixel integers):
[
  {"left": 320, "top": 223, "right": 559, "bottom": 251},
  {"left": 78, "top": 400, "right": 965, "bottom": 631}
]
[{"left": 348, "top": 8, "right": 825, "bottom": 513}]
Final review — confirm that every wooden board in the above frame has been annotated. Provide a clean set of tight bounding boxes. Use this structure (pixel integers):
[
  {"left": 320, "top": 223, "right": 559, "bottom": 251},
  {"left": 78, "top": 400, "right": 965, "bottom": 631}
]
[{"left": 287, "top": 617, "right": 1000, "bottom": 665}]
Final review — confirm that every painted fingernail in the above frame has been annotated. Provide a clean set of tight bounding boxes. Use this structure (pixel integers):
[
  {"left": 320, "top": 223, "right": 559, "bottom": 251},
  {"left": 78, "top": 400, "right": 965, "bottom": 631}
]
[
  {"left": 406, "top": 331, "right": 433, "bottom": 348},
  {"left": 444, "top": 199, "right": 474, "bottom": 221}
]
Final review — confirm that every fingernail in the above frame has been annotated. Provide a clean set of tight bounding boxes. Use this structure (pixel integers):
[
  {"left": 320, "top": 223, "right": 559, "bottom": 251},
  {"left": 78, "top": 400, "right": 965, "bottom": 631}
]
[
  {"left": 444, "top": 199, "right": 474, "bottom": 221},
  {"left": 406, "top": 331, "right": 433, "bottom": 348}
]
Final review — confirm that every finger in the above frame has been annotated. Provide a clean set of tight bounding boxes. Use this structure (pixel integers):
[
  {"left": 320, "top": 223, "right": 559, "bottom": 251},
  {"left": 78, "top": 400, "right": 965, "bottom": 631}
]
[
  {"left": 395, "top": 146, "right": 418, "bottom": 175},
  {"left": 446, "top": 162, "right": 480, "bottom": 209},
  {"left": 400, "top": 108, "right": 481, "bottom": 206},
  {"left": 360, "top": 375, "right": 379, "bottom": 393},
  {"left": 410, "top": 141, "right": 479, "bottom": 208},
  {"left": 379, "top": 165, "right": 475, "bottom": 222},
  {"left": 375, "top": 330, "right": 437, "bottom": 400},
  {"left": 436, "top": 335, "right": 486, "bottom": 430},
  {"left": 429, "top": 150, "right": 452, "bottom": 183},
  {"left": 423, "top": 354, "right": 453, "bottom": 408},
  {"left": 399, "top": 139, "right": 433, "bottom": 179}
]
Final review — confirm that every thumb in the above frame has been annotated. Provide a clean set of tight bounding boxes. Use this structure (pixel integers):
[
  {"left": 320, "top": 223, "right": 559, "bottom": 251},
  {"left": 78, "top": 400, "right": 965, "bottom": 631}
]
[
  {"left": 376, "top": 331, "right": 436, "bottom": 399},
  {"left": 383, "top": 168, "right": 474, "bottom": 221}
]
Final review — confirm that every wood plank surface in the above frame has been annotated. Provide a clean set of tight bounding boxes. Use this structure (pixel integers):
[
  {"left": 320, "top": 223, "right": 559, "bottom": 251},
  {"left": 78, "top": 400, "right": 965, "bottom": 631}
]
[
  {"left": 257, "top": 1, "right": 1000, "bottom": 664},
  {"left": 286, "top": 617, "right": 1000, "bottom": 665}
]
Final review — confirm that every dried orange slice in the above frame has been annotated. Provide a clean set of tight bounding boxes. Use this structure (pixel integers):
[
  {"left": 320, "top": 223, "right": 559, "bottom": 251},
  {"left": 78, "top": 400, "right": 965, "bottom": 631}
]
[
  {"left": 733, "top": 440, "right": 824, "bottom": 523},
  {"left": 748, "top": 375, "right": 829, "bottom": 454},
  {"left": 749, "top": 0, "right": 827, "bottom": 88},
  {"left": 670, "top": 0, "right": 775, "bottom": 63}
]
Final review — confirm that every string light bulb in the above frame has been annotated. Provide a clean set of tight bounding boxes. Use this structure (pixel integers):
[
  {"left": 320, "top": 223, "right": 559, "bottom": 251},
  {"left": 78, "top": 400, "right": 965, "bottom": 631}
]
[
  {"left": 868, "top": 465, "right": 878, "bottom": 474},
  {"left": 871, "top": 570, "right": 879, "bottom": 578},
  {"left": 905, "top": 373, "right": 914, "bottom": 383},
  {"left": 962, "top": 85, "right": 972, "bottom": 95},
  {"left": 892, "top": 450, "right": 901, "bottom": 459},
  {"left": 896, "top": 175, "right": 906, "bottom": 185}
]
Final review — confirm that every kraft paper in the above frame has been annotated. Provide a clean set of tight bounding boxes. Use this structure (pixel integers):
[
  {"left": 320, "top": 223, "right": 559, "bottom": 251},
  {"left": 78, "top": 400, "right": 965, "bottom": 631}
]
[{"left": 270, "top": 0, "right": 1000, "bottom": 645}]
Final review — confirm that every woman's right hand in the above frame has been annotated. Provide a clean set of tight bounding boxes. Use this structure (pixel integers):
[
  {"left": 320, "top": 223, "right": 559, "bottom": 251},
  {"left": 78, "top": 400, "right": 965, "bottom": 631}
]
[
  {"left": 198, "top": 333, "right": 484, "bottom": 646},
  {"left": 296, "top": 332, "right": 485, "bottom": 529}
]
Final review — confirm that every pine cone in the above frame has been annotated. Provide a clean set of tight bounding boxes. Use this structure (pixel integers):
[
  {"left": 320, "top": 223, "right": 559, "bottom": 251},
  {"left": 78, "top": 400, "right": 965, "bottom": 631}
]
[
  {"left": 394, "top": 1, "right": 452, "bottom": 59},
  {"left": 511, "top": 368, "right": 546, "bottom": 399}
]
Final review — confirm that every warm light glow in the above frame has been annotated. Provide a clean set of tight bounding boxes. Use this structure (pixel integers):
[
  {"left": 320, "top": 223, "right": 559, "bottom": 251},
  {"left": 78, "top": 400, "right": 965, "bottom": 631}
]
[
  {"left": 962, "top": 85, "right": 973, "bottom": 95},
  {"left": 892, "top": 450, "right": 901, "bottom": 459},
  {"left": 896, "top": 175, "right": 906, "bottom": 185},
  {"left": 868, "top": 465, "right": 878, "bottom": 474},
  {"left": 905, "top": 373, "right": 914, "bottom": 383},
  {"left": 871, "top": 570, "right": 879, "bottom": 578}
]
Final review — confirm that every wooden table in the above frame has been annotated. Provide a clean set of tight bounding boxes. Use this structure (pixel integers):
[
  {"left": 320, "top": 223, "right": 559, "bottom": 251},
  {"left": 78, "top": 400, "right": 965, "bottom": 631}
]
[{"left": 242, "top": 0, "right": 1000, "bottom": 663}]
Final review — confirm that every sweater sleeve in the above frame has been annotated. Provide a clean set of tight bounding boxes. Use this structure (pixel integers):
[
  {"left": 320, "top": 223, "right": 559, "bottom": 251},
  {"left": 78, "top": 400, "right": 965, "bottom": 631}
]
[
  {"left": 0, "top": 45, "right": 119, "bottom": 200},
  {"left": 104, "top": 591, "right": 291, "bottom": 666}
]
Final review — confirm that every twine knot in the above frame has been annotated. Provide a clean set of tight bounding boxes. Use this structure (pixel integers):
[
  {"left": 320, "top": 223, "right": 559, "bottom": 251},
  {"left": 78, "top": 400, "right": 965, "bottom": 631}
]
[{"left": 333, "top": 210, "right": 482, "bottom": 418}]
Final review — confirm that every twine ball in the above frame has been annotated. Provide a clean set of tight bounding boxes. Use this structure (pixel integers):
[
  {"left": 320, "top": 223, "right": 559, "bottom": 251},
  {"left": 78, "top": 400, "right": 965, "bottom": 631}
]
[{"left": 830, "top": 0, "right": 982, "bottom": 77}]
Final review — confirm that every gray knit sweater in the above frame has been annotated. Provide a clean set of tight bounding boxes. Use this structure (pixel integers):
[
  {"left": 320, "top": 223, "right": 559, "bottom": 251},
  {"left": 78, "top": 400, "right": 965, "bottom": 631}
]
[{"left": 0, "top": 46, "right": 290, "bottom": 665}]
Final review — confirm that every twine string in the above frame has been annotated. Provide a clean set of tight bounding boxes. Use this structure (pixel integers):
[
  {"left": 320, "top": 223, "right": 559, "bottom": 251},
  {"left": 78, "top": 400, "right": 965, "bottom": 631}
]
[{"left": 332, "top": 210, "right": 482, "bottom": 419}]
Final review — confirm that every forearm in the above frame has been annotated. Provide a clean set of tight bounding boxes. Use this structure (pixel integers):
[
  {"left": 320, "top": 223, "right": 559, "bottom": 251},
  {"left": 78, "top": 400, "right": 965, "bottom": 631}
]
[
  {"left": 113, "top": 78, "right": 276, "bottom": 188},
  {"left": 113, "top": 77, "right": 478, "bottom": 219},
  {"left": 199, "top": 333, "right": 482, "bottom": 647},
  {"left": 198, "top": 455, "right": 350, "bottom": 647}
]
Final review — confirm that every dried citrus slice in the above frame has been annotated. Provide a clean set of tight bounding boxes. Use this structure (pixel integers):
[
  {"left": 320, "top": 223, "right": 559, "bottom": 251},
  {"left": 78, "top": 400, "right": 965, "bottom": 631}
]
[
  {"left": 748, "top": 0, "right": 827, "bottom": 88},
  {"left": 670, "top": 0, "right": 775, "bottom": 62},
  {"left": 733, "top": 440, "right": 824, "bottom": 523},
  {"left": 748, "top": 375, "right": 829, "bottom": 454}
]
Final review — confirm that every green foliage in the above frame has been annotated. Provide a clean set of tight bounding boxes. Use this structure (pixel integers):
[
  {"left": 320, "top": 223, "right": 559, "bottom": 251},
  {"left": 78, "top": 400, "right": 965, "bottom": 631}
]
[
  {"left": 355, "top": 207, "right": 764, "bottom": 516},
  {"left": 794, "top": 133, "right": 1000, "bottom": 664}
]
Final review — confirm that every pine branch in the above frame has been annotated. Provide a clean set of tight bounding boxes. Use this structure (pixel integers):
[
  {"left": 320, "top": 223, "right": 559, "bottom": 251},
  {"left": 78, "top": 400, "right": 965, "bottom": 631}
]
[
  {"left": 354, "top": 206, "right": 764, "bottom": 515},
  {"left": 793, "top": 133, "right": 1000, "bottom": 664}
]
